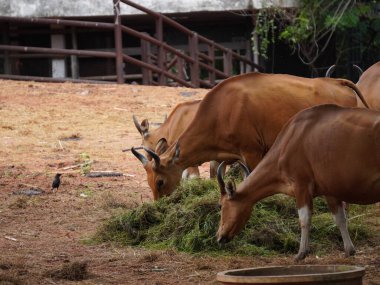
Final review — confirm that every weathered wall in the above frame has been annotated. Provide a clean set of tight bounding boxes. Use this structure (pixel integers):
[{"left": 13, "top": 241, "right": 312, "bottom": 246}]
[{"left": 1, "top": 0, "right": 297, "bottom": 17}]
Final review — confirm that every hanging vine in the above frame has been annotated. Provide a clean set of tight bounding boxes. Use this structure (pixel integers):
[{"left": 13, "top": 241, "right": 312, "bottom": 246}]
[{"left": 252, "top": 0, "right": 380, "bottom": 66}]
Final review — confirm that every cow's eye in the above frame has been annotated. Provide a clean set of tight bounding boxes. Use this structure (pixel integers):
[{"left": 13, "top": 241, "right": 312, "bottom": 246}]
[{"left": 156, "top": 179, "right": 164, "bottom": 190}]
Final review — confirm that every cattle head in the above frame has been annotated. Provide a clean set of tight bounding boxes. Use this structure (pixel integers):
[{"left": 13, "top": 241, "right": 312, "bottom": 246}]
[
  {"left": 133, "top": 115, "right": 150, "bottom": 137},
  {"left": 131, "top": 143, "right": 183, "bottom": 200},
  {"left": 132, "top": 115, "right": 155, "bottom": 148},
  {"left": 216, "top": 161, "right": 252, "bottom": 244},
  {"left": 132, "top": 115, "right": 168, "bottom": 159}
]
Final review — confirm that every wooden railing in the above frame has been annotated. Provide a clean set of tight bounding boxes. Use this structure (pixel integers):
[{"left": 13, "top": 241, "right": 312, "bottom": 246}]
[{"left": 0, "top": 0, "right": 263, "bottom": 87}]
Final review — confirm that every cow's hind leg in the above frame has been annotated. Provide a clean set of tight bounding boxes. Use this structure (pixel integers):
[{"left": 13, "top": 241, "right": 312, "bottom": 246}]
[
  {"left": 326, "top": 196, "right": 355, "bottom": 257},
  {"left": 210, "top": 161, "right": 225, "bottom": 178},
  {"left": 182, "top": 166, "right": 200, "bottom": 179}
]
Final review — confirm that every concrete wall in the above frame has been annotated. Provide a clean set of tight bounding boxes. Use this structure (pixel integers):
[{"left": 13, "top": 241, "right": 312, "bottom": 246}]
[{"left": 1, "top": 0, "right": 297, "bottom": 17}]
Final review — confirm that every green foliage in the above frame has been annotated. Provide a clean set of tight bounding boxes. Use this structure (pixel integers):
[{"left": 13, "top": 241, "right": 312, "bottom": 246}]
[
  {"left": 95, "top": 179, "right": 373, "bottom": 257},
  {"left": 279, "top": 11, "right": 310, "bottom": 44},
  {"left": 79, "top": 152, "right": 92, "bottom": 175},
  {"left": 254, "top": 0, "right": 380, "bottom": 65},
  {"left": 253, "top": 8, "right": 279, "bottom": 59}
]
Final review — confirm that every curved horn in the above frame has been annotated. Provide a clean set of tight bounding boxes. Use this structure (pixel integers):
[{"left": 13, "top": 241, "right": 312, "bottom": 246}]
[
  {"left": 353, "top": 64, "right": 363, "bottom": 78},
  {"left": 325, "top": 65, "right": 336, "bottom": 78},
  {"left": 237, "top": 161, "right": 250, "bottom": 179},
  {"left": 132, "top": 115, "right": 143, "bottom": 134},
  {"left": 217, "top": 161, "right": 226, "bottom": 194},
  {"left": 143, "top": 147, "right": 160, "bottom": 168},
  {"left": 131, "top": 147, "right": 148, "bottom": 166}
]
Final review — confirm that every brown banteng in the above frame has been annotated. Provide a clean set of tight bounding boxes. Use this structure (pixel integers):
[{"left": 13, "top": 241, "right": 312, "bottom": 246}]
[
  {"left": 325, "top": 62, "right": 380, "bottom": 110},
  {"left": 216, "top": 104, "right": 380, "bottom": 261},
  {"left": 132, "top": 100, "right": 223, "bottom": 180},
  {"left": 356, "top": 61, "right": 380, "bottom": 110},
  {"left": 132, "top": 72, "right": 368, "bottom": 200},
  {"left": 133, "top": 100, "right": 202, "bottom": 179},
  {"left": 325, "top": 64, "right": 363, "bottom": 80}
]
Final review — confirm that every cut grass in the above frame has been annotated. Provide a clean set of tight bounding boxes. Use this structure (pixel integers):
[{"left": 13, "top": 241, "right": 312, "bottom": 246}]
[{"left": 96, "top": 179, "right": 373, "bottom": 256}]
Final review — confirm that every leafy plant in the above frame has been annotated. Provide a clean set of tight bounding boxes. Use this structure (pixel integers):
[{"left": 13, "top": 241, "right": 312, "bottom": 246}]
[
  {"left": 254, "top": 0, "right": 380, "bottom": 67},
  {"left": 79, "top": 152, "right": 92, "bottom": 175}
]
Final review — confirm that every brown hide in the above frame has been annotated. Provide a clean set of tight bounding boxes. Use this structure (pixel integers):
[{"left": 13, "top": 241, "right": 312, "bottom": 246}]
[
  {"left": 137, "top": 100, "right": 201, "bottom": 151},
  {"left": 133, "top": 100, "right": 201, "bottom": 186},
  {"left": 217, "top": 104, "right": 380, "bottom": 258},
  {"left": 231, "top": 104, "right": 380, "bottom": 205},
  {"left": 357, "top": 61, "right": 380, "bottom": 110},
  {"left": 141, "top": 72, "right": 367, "bottom": 200}
]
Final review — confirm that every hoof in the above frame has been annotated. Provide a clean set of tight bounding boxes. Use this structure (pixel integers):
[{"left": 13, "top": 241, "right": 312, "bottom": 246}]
[
  {"left": 345, "top": 247, "right": 356, "bottom": 257},
  {"left": 294, "top": 252, "right": 307, "bottom": 262}
]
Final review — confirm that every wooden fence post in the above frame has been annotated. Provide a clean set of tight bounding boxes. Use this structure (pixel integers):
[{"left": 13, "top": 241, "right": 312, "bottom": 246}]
[
  {"left": 141, "top": 34, "right": 152, "bottom": 85},
  {"left": 189, "top": 32, "right": 199, "bottom": 87},
  {"left": 223, "top": 50, "right": 232, "bottom": 77},
  {"left": 70, "top": 27, "right": 79, "bottom": 79},
  {"left": 113, "top": 0, "right": 124, "bottom": 84},
  {"left": 208, "top": 43, "right": 215, "bottom": 85},
  {"left": 155, "top": 16, "right": 165, "bottom": 85}
]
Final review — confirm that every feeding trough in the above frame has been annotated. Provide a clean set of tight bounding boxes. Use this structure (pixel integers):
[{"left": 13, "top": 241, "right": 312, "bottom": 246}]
[{"left": 217, "top": 265, "right": 365, "bottom": 285}]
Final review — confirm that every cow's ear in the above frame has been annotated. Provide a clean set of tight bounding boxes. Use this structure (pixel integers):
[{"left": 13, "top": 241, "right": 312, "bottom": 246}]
[
  {"left": 174, "top": 143, "right": 180, "bottom": 160},
  {"left": 140, "top": 119, "right": 149, "bottom": 135},
  {"left": 155, "top": 138, "right": 168, "bottom": 155},
  {"left": 168, "top": 143, "right": 180, "bottom": 164},
  {"left": 225, "top": 180, "right": 236, "bottom": 198},
  {"left": 132, "top": 115, "right": 143, "bottom": 134}
]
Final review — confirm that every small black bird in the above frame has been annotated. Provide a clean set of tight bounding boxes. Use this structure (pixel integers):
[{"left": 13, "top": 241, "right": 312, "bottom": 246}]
[{"left": 51, "top": 173, "right": 62, "bottom": 192}]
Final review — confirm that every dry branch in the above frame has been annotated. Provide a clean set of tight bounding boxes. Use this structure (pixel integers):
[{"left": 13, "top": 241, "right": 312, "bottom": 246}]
[
  {"left": 60, "top": 161, "right": 94, "bottom": 170},
  {"left": 85, "top": 171, "right": 123, "bottom": 177}
]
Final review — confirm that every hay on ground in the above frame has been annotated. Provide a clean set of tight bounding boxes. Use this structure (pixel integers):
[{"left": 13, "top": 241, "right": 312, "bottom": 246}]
[{"left": 96, "top": 179, "right": 373, "bottom": 256}]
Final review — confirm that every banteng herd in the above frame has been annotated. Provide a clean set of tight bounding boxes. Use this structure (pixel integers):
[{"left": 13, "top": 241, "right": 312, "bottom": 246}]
[{"left": 131, "top": 61, "right": 380, "bottom": 260}]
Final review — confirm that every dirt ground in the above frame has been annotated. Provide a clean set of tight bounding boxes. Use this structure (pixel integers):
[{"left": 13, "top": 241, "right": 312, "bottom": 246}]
[{"left": 0, "top": 79, "right": 379, "bottom": 285}]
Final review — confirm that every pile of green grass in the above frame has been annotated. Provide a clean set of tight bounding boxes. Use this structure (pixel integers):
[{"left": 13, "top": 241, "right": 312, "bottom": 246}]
[{"left": 96, "top": 179, "right": 373, "bottom": 256}]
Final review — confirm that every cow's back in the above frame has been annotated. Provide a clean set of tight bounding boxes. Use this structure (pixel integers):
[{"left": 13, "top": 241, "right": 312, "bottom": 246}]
[
  {"left": 183, "top": 73, "right": 359, "bottom": 163},
  {"left": 357, "top": 61, "right": 380, "bottom": 110},
  {"left": 143, "top": 100, "right": 201, "bottom": 150},
  {"left": 165, "top": 100, "right": 201, "bottom": 141},
  {"left": 273, "top": 104, "right": 380, "bottom": 204}
]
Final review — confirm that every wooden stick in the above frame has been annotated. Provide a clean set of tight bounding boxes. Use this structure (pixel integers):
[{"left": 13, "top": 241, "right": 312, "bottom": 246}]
[
  {"left": 114, "top": 107, "right": 129, "bottom": 111},
  {"left": 58, "top": 140, "right": 64, "bottom": 150},
  {"left": 60, "top": 160, "right": 93, "bottom": 170},
  {"left": 4, "top": 236, "right": 17, "bottom": 242},
  {"left": 85, "top": 171, "right": 123, "bottom": 177}
]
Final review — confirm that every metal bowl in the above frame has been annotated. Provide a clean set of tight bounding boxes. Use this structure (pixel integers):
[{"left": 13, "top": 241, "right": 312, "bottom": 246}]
[{"left": 217, "top": 265, "right": 365, "bottom": 284}]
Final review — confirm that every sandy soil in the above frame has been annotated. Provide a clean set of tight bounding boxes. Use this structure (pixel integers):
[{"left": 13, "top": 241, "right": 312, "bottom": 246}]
[{"left": 0, "top": 79, "right": 379, "bottom": 285}]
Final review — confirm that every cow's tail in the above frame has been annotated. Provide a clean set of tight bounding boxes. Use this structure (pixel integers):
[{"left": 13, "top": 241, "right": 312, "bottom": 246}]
[{"left": 338, "top": 79, "right": 369, "bottom": 109}]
